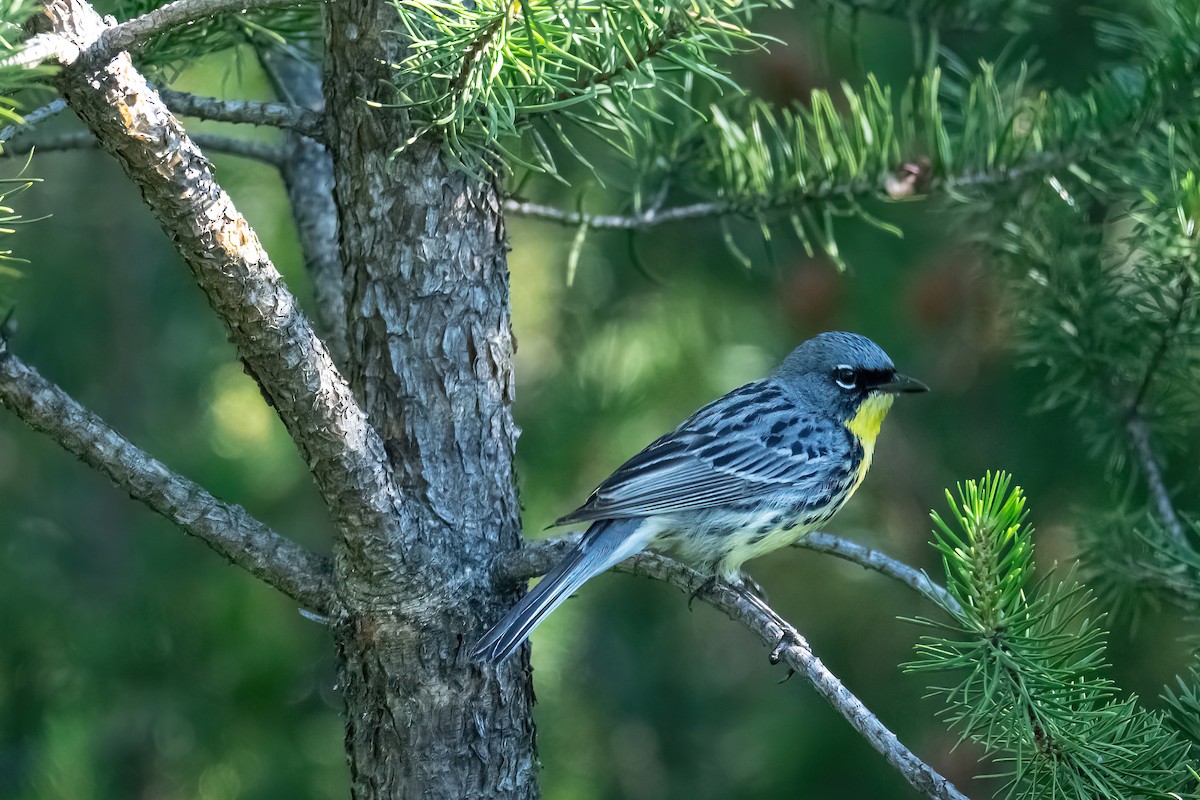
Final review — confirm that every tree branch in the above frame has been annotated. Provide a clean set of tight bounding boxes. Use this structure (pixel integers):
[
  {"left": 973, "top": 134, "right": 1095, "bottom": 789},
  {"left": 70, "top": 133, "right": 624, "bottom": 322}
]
[
  {"left": 503, "top": 197, "right": 739, "bottom": 229},
  {"left": 254, "top": 46, "right": 346, "bottom": 368},
  {"left": 0, "top": 98, "right": 67, "bottom": 143},
  {"left": 1, "top": 128, "right": 287, "bottom": 165},
  {"left": 500, "top": 540, "right": 967, "bottom": 800},
  {"left": 1126, "top": 413, "right": 1185, "bottom": 544},
  {"left": 0, "top": 336, "right": 336, "bottom": 613},
  {"left": 502, "top": 530, "right": 955, "bottom": 611},
  {"left": 86, "top": 0, "right": 312, "bottom": 65},
  {"left": 1122, "top": 273, "right": 1192, "bottom": 543},
  {"left": 40, "top": 0, "right": 406, "bottom": 588},
  {"left": 796, "top": 531, "right": 960, "bottom": 613},
  {"left": 158, "top": 87, "right": 324, "bottom": 140}
]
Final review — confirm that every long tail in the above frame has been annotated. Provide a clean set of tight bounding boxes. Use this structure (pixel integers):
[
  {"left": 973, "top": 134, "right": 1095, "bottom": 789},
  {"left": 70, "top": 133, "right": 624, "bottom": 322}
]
[{"left": 471, "top": 518, "right": 651, "bottom": 664}]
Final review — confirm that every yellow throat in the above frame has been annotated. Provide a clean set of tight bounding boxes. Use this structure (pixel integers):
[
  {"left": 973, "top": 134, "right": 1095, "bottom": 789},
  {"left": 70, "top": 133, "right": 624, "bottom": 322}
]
[{"left": 844, "top": 391, "right": 895, "bottom": 481}]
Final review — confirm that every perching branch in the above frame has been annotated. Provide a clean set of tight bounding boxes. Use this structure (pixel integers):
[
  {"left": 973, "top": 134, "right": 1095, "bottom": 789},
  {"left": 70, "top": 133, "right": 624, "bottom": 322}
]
[
  {"left": 0, "top": 336, "right": 336, "bottom": 614},
  {"left": 158, "top": 87, "right": 324, "bottom": 140},
  {"left": 40, "top": 0, "right": 406, "bottom": 576},
  {"left": 502, "top": 529, "right": 955, "bottom": 612},
  {"left": 1, "top": 128, "right": 287, "bottom": 165},
  {"left": 796, "top": 531, "right": 960, "bottom": 613},
  {"left": 501, "top": 541, "right": 967, "bottom": 800}
]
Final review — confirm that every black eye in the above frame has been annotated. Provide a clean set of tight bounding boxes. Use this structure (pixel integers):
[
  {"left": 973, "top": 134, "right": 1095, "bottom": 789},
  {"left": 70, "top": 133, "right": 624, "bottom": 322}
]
[{"left": 833, "top": 366, "right": 858, "bottom": 390}]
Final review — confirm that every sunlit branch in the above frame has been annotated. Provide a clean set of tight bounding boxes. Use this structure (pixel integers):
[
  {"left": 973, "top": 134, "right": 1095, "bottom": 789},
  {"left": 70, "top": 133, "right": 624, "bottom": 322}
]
[{"left": 0, "top": 336, "right": 336, "bottom": 613}]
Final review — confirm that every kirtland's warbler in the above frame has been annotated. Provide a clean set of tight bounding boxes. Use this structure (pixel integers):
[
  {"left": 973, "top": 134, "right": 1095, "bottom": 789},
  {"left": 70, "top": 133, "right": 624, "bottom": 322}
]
[{"left": 472, "top": 331, "right": 927, "bottom": 663}]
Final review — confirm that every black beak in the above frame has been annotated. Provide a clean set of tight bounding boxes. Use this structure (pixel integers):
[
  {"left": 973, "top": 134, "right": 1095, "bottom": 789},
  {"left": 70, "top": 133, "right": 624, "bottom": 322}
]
[{"left": 875, "top": 373, "right": 929, "bottom": 394}]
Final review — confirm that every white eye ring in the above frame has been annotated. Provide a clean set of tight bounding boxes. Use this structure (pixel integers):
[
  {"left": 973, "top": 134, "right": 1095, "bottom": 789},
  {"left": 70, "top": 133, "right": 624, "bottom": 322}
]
[{"left": 834, "top": 365, "right": 857, "bottom": 390}]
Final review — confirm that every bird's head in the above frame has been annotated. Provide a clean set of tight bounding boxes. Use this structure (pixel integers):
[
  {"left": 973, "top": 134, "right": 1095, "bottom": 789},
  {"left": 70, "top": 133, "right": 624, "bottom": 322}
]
[{"left": 773, "top": 331, "right": 928, "bottom": 442}]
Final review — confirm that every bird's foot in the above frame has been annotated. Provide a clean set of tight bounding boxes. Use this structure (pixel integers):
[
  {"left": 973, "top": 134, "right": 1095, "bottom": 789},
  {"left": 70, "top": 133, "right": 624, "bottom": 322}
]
[
  {"left": 769, "top": 624, "right": 803, "bottom": 672},
  {"left": 737, "top": 573, "right": 768, "bottom": 603}
]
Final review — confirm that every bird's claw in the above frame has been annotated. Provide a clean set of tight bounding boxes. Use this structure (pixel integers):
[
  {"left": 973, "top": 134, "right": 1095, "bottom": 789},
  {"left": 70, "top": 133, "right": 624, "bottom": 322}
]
[
  {"left": 769, "top": 626, "right": 802, "bottom": 666},
  {"left": 738, "top": 573, "right": 768, "bottom": 602}
]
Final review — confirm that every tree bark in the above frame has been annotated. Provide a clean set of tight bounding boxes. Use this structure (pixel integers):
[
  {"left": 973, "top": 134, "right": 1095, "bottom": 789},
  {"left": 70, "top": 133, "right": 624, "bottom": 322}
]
[{"left": 323, "top": 3, "right": 539, "bottom": 797}]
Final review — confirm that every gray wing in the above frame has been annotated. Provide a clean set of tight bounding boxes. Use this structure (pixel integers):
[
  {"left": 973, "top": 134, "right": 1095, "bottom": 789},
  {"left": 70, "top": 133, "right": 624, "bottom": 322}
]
[{"left": 555, "top": 381, "right": 849, "bottom": 525}]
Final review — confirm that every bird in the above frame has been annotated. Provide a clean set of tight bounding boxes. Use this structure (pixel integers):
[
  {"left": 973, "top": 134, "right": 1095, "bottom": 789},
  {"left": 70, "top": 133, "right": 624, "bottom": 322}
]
[{"left": 471, "top": 331, "right": 928, "bottom": 663}]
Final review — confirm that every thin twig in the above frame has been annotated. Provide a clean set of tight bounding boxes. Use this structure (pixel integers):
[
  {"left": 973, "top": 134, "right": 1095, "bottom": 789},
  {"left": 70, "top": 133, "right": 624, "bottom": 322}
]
[
  {"left": 503, "top": 149, "right": 1091, "bottom": 232},
  {"left": 1, "top": 128, "right": 287, "bottom": 166},
  {"left": 1122, "top": 273, "right": 1192, "bottom": 543},
  {"left": 0, "top": 98, "right": 68, "bottom": 143},
  {"left": 796, "top": 532, "right": 960, "bottom": 613},
  {"left": 500, "top": 540, "right": 967, "bottom": 800},
  {"left": 1126, "top": 414, "right": 1185, "bottom": 543},
  {"left": 158, "top": 87, "right": 324, "bottom": 140},
  {"left": 503, "top": 197, "right": 742, "bottom": 229},
  {"left": 0, "top": 337, "right": 337, "bottom": 614}
]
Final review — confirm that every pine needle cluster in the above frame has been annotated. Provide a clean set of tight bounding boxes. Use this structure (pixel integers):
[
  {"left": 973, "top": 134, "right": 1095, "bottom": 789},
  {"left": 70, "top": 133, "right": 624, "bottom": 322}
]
[{"left": 908, "top": 473, "right": 1198, "bottom": 799}]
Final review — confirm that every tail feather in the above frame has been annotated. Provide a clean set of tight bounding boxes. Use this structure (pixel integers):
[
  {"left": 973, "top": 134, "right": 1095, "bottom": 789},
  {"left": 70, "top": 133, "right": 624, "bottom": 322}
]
[{"left": 471, "top": 519, "right": 650, "bottom": 664}]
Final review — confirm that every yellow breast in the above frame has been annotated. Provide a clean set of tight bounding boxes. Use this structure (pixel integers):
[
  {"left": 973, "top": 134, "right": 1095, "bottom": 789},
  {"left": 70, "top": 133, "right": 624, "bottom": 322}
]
[{"left": 843, "top": 392, "right": 895, "bottom": 492}]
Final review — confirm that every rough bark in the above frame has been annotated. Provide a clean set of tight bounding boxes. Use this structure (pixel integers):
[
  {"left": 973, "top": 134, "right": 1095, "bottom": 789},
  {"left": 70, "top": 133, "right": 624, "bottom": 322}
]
[
  {"left": 256, "top": 47, "right": 348, "bottom": 370},
  {"left": 324, "top": 2, "right": 538, "bottom": 796}
]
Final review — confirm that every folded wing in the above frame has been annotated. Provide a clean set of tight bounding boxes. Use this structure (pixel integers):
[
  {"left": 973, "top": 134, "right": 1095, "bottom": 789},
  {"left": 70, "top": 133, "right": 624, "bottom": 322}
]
[{"left": 556, "top": 381, "right": 844, "bottom": 525}]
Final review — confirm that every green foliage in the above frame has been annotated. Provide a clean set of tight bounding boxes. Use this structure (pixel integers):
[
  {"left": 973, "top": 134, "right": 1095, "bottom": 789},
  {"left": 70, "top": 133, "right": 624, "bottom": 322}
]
[
  {"left": 909, "top": 473, "right": 1197, "bottom": 799},
  {"left": 389, "top": 0, "right": 787, "bottom": 172}
]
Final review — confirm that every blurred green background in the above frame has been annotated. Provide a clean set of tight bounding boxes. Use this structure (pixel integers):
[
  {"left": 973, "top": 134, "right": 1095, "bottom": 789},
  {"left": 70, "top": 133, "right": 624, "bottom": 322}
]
[{"left": 2, "top": 2, "right": 1197, "bottom": 798}]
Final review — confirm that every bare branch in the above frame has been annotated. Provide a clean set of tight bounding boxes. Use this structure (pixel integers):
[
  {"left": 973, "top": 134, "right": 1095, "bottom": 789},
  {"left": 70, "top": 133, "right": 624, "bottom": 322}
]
[
  {"left": 500, "top": 540, "right": 967, "bottom": 800},
  {"left": 158, "top": 87, "right": 324, "bottom": 140},
  {"left": 1122, "top": 273, "right": 1192, "bottom": 543},
  {"left": 85, "top": 0, "right": 314, "bottom": 65},
  {"left": 796, "top": 532, "right": 960, "bottom": 613},
  {"left": 0, "top": 337, "right": 336, "bottom": 613},
  {"left": 503, "top": 197, "right": 738, "bottom": 230},
  {"left": 504, "top": 150, "right": 1093, "bottom": 232},
  {"left": 0, "top": 98, "right": 67, "bottom": 143},
  {"left": 2, "top": 128, "right": 287, "bottom": 165},
  {"left": 1126, "top": 414, "right": 1185, "bottom": 543},
  {"left": 42, "top": 0, "right": 405, "bottom": 580}
]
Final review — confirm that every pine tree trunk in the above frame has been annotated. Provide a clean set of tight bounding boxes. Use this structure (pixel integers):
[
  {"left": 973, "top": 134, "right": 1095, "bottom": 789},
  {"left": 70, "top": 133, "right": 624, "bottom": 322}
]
[{"left": 323, "top": 3, "right": 539, "bottom": 797}]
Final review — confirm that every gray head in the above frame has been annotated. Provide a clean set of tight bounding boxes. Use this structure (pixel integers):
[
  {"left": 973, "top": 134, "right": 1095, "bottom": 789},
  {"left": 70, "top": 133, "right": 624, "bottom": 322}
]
[{"left": 772, "top": 331, "right": 928, "bottom": 421}]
